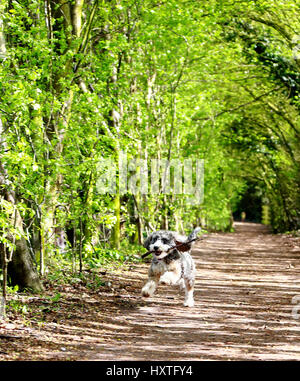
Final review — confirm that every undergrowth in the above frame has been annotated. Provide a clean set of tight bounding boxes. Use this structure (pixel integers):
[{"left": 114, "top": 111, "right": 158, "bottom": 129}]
[{"left": 0, "top": 241, "right": 146, "bottom": 323}]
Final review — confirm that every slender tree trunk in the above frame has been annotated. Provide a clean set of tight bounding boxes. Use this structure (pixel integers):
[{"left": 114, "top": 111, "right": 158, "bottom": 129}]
[
  {"left": 0, "top": 9, "right": 43, "bottom": 293},
  {"left": 79, "top": 217, "right": 83, "bottom": 273},
  {"left": 111, "top": 192, "right": 121, "bottom": 249},
  {"left": 39, "top": 0, "right": 85, "bottom": 268}
]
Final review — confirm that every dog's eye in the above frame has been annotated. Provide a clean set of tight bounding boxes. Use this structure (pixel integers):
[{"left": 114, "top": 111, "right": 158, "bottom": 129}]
[{"left": 162, "top": 238, "right": 168, "bottom": 244}]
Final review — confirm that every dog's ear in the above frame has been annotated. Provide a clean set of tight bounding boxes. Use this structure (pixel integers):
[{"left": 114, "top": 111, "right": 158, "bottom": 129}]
[{"left": 143, "top": 234, "right": 153, "bottom": 250}]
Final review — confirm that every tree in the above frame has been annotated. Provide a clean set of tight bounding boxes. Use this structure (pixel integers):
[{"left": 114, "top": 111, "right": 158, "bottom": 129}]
[
  {"left": 0, "top": 2, "right": 43, "bottom": 292},
  {"left": 0, "top": 0, "right": 299, "bottom": 293}
]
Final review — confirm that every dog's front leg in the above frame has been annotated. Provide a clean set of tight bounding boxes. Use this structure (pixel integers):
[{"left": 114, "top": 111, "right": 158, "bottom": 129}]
[
  {"left": 142, "top": 261, "right": 164, "bottom": 297},
  {"left": 141, "top": 277, "right": 158, "bottom": 297}
]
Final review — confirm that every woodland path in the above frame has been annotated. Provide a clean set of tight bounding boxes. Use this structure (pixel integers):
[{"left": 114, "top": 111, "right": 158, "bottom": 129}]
[{"left": 1, "top": 222, "right": 300, "bottom": 360}]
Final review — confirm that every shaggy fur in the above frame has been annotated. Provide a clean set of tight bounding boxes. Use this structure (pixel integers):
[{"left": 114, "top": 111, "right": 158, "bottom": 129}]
[{"left": 141, "top": 227, "right": 200, "bottom": 307}]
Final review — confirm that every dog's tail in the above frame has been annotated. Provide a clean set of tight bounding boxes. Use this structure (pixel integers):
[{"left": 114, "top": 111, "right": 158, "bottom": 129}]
[
  {"left": 187, "top": 227, "right": 201, "bottom": 242},
  {"left": 175, "top": 227, "right": 202, "bottom": 252}
]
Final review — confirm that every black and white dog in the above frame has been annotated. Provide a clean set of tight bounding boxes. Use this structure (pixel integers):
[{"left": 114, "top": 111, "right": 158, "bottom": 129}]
[{"left": 141, "top": 227, "right": 201, "bottom": 307}]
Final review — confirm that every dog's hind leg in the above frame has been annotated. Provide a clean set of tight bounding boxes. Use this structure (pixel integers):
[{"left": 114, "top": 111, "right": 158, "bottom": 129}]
[
  {"left": 159, "top": 260, "right": 182, "bottom": 286},
  {"left": 159, "top": 271, "right": 181, "bottom": 286},
  {"left": 178, "top": 278, "right": 185, "bottom": 291},
  {"left": 183, "top": 278, "right": 194, "bottom": 307},
  {"left": 142, "top": 277, "right": 158, "bottom": 297}
]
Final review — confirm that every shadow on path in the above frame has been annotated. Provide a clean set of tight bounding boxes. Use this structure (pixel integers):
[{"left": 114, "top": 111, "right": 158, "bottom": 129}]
[
  {"left": 78, "top": 222, "right": 300, "bottom": 360},
  {"left": 1, "top": 222, "right": 299, "bottom": 360}
]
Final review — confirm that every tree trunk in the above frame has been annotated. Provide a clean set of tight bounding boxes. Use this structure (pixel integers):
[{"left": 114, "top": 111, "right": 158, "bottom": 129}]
[
  {"left": 0, "top": 160, "right": 44, "bottom": 292},
  {"left": 39, "top": 0, "right": 85, "bottom": 269},
  {"left": 7, "top": 236, "right": 44, "bottom": 292},
  {"left": 111, "top": 193, "right": 121, "bottom": 249},
  {"left": 0, "top": 19, "right": 43, "bottom": 293}
]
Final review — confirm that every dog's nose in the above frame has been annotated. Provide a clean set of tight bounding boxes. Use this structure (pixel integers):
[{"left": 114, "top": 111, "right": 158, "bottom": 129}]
[{"left": 153, "top": 245, "right": 159, "bottom": 251}]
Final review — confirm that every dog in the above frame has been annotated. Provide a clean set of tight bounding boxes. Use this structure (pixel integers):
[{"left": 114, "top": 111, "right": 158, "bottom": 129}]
[{"left": 141, "top": 227, "right": 201, "bottom": 307}]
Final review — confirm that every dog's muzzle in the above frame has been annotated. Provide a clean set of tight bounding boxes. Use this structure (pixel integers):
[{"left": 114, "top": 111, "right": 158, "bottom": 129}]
[{"left": 153, "top": 251, "right": 169, "bottom": 260}]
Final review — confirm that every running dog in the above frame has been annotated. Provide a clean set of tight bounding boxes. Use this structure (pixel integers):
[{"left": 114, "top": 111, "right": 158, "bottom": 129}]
[{"left": 141, "top": 227, "right": 201, "bottom": 307}]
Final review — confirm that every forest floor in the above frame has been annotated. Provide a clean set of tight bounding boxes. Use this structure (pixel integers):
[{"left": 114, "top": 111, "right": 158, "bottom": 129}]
[{"left": 0, "top": 222, "right": 300, "bottom": 361}]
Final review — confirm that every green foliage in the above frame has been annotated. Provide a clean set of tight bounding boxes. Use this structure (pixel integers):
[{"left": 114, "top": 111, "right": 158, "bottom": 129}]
[
  {"left": 86, "top": 246, "right": 142, "bottom": 267},
  {"left": 3, "top": 285, "right": 30, "bottom": 316},
  {"left": 0, "top": 0, "right": 299, "bottom": 293}
]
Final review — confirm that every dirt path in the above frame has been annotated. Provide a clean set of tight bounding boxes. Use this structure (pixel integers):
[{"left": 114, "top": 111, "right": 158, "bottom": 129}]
[{"left": 1, "top": 222, "right": 300, "bottom": 360}]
